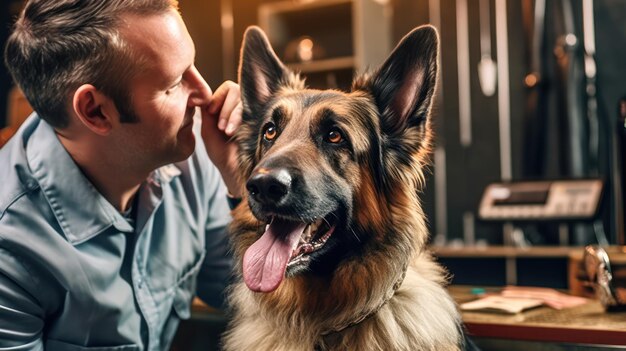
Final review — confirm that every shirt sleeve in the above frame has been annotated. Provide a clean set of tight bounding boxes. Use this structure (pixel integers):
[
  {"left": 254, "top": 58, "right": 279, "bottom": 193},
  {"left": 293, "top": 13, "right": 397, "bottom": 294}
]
[
  {"left": 0, "top": 248, "right": 45, "bottom": 350},
  {"left": 190, "top": 134, "right": 235, "bottom": 310},
  {"left": 196, "top": 177, "right": 234, "bottom": 310}
]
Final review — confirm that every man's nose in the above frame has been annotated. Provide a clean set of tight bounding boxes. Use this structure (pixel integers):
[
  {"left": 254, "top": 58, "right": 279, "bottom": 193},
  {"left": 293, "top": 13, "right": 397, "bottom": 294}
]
[{"left": 188, "top": 65, "right": 212, "bottom": 107}]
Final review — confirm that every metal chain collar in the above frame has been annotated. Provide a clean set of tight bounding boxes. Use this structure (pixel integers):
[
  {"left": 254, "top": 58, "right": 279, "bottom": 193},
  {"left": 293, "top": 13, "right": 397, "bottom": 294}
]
[{"left": 320, "top": 262, "right": 409, "bottom": 337}]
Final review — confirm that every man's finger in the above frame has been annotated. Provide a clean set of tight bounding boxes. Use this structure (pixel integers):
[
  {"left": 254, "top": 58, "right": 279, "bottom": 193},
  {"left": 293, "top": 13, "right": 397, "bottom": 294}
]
[
  {"left": 207, "top": 80, "right": 238, "bottom": 130},
  {"left": 225, "top": 102, "right": 243, "bottom": 136},
  {"left": 219, "top": 91, "right": 241, "bottom": 134}
]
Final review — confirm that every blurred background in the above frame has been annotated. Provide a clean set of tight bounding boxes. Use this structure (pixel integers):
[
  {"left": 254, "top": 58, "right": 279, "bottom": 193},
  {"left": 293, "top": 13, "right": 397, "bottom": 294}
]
[{"left": 2, "top": 0, "right": 626, "bottom": 315}]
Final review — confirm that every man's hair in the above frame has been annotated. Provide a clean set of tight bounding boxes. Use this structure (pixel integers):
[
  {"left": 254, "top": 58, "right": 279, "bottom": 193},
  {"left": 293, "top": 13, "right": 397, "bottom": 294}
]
[{"left": 4, "top": 0, "right": 179, "bottom": 128}]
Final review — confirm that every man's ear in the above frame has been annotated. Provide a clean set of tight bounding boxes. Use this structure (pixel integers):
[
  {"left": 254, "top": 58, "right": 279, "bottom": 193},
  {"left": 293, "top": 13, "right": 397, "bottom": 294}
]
[
  {"left": 367, "top": 25, "right": 439, "bottom": 156},
  {"left": 72, "top": 84, "right": 117, "bottom": 135},
  {"left": 238, "top": 26, "right": 289, "bottom": 118}
]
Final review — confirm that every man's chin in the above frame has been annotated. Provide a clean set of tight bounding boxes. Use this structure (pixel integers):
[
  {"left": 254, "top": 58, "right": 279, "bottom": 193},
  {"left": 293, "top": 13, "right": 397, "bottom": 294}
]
[
  {"left": 166, "top": 133, "right": 196, "bottom": 165},
  {"left": 177, "top": 135, "right": 196, "bottom": 160}
]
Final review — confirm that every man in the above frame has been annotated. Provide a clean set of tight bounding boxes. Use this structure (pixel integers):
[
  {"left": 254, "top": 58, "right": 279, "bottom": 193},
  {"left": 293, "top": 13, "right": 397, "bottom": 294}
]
[{"left": 0, "top": 0, "right": 242, "bottom": 349}]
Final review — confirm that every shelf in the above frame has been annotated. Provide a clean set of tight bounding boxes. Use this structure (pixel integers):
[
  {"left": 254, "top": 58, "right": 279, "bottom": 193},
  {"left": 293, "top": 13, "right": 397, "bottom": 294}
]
[
  {"left": 286, "top": 56, "right": 355, "bottom": 74},
  {"left": 432, "top": 246, "right": 582, "bottom": 258},
  {"left": 258, "top": 0, "right": 391, "bottom": 87},
  {"left": 433, "top": 246, "right": 586, "bottom": 289}
]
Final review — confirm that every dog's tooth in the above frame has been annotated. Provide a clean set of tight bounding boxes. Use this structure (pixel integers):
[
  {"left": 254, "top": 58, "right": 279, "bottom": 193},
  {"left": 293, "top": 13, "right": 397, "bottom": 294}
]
[{"left": 265, "top": 217, "right": 273, "bottom": 231}]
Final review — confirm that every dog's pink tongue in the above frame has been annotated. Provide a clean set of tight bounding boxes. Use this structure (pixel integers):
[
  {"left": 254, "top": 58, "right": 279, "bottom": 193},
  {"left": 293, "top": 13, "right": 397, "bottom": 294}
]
[{"left": 243, "top": 218, "right": 305, "bottom": 293}]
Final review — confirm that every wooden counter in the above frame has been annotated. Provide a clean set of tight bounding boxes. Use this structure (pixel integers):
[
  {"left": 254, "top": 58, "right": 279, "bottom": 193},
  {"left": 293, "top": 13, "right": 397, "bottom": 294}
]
[
  {"left": 181, "top": 287, "right": 626, "bottom": 349},
  {"left": 451, "top": 286, "right": 626, "bottom": 346}
]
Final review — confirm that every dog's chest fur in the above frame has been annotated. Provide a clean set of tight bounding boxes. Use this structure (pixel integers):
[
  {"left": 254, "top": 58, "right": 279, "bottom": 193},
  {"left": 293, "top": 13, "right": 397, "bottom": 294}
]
[{"left": 223, "top": 254, "right": 461, "bottom": 351}]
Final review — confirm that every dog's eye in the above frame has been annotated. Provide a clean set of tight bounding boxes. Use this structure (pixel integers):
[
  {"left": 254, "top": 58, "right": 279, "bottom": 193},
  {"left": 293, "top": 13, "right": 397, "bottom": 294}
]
[
  {"left": 263, "top": 123, "right": 278, "bottom": 141},
  {"left": 326, "top": 128, "right": 344, "bottom": 144}
]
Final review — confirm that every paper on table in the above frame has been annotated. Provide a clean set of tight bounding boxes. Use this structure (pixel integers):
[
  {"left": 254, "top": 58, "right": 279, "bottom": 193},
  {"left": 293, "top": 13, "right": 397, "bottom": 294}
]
[
  {"left": 460, "top": 295, "right": 544, "bottom": 314},
  {"left": 460, "top": 286, "right": 589, "bottom": 314},
  {"left": 500, "top": 286, "right": 588, "bottom": 310}
]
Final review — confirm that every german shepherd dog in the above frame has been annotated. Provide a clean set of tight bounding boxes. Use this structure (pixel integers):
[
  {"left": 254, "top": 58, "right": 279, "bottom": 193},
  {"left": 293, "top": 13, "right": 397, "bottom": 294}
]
[{"left": 223, "top": 25, "right": 463, "bottom": 351}]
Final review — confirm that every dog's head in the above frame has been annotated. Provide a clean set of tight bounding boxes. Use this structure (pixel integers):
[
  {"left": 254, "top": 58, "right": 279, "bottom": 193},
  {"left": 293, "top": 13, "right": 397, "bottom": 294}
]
[{"left": 234, "top": 26, "right": 438, "bottom": 293}]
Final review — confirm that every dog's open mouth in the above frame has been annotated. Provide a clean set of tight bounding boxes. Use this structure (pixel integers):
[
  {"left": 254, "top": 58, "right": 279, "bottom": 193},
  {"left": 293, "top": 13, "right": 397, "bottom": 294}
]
[{"left": 242, "top": 215, "right": 336, "bottom": 293}]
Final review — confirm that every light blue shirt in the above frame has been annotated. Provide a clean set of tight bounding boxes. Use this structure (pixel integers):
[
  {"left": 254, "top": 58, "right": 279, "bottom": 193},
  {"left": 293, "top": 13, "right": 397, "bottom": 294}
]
[{"left": 0, "top": 114, "right": 234, "bottom": 350}]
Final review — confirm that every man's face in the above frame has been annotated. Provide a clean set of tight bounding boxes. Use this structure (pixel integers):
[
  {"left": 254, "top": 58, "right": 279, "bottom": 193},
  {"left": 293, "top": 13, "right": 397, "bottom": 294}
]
[{"left": 113, "top": 10, "right": 211, "bottom": 169}]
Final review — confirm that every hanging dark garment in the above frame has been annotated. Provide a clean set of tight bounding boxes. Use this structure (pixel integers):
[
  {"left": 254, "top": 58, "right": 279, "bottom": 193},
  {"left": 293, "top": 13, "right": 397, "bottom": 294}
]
[
  {"left": 521, "top": 0, "right": 614, "bottom": 245},
  {"left": 523, "top": 0, "right": 589, "bottom": 179},
  {"left": 595, "top": 1, "right": 626, "bottom": 244}
]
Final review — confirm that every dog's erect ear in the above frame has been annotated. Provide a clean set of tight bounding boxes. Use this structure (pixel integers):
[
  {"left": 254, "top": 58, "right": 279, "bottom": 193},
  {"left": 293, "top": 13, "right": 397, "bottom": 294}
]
[
  {"left": 367, "top": 25, "right": 439, "bottom": 151},
  {"left": 238, "top": 26, "right": 288, "bottom": 117}
]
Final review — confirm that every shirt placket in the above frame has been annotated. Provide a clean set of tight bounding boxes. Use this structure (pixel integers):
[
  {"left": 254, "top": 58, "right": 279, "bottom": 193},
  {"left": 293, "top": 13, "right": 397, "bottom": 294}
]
[{"left": 132, "top": 174, "right": 166, "bottom": 351}]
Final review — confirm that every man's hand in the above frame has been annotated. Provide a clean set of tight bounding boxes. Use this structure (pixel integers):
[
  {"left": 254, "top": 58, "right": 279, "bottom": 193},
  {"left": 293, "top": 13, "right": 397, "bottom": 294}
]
[{"left": 201, "top": 80, "right": 243, "bottom": 198}]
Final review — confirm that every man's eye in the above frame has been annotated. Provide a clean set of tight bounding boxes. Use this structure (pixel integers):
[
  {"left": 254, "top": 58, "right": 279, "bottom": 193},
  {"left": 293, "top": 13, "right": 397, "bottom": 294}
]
[
  {"left": 263, "top": 122, "right": 278, "bottom": 141},
  {"left": 166, "top": 80, "right": 183, "bottom": 93}
]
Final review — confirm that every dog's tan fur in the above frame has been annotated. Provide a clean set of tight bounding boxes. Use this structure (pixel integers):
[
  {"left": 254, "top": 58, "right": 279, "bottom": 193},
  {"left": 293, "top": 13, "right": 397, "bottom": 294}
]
[{"left": 223, "top": 26, "right": 462, "bottom": 351}]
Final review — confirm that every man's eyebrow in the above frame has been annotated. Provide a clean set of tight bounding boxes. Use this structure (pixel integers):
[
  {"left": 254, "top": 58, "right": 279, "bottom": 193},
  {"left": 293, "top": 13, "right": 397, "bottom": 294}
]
[
  {"left": 184, "top": 48, "right": 197, "bottom": 75},
  {"left": 184, "top": 62, "right": 193, "bottom": 74},
  {"left": 177, "top": 58, "right": 194, "bottom": 81}
]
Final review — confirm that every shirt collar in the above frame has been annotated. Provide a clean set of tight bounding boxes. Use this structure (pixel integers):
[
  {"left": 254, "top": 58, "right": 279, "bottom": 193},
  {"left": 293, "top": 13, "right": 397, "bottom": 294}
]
[{"left": 25, "top": 116, "right": 181, "bottom": 245}]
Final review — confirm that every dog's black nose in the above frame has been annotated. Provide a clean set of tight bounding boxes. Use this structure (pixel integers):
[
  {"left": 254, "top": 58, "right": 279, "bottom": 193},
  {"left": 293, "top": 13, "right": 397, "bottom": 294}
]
[{"left": 246, "top": 168, "right": 292, "bottom": 205}]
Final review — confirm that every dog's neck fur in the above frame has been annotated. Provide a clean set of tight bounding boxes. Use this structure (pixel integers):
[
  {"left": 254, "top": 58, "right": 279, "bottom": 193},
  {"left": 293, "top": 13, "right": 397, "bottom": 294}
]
[
  {"left": 320, "top": 260, "right": 408, "bottom": 336},
  {"left": 224, "top": 252, "right": 462, "bottom": 351}
]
